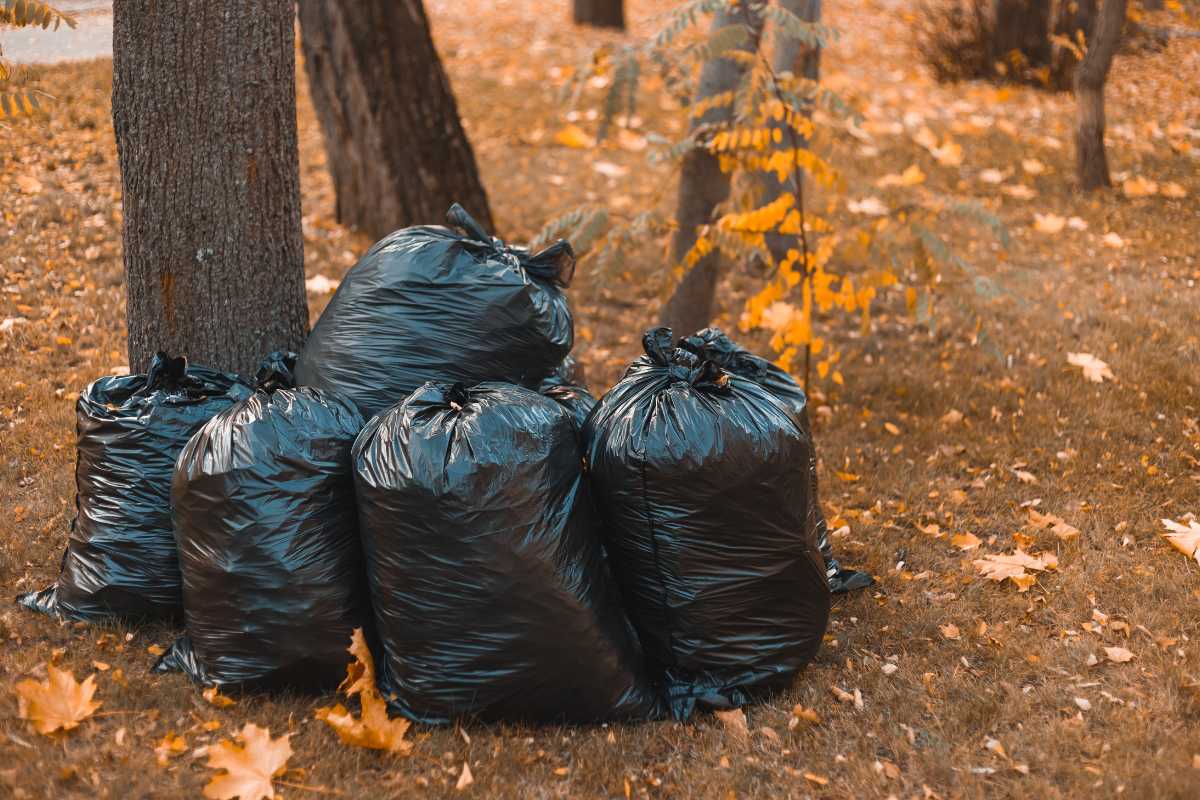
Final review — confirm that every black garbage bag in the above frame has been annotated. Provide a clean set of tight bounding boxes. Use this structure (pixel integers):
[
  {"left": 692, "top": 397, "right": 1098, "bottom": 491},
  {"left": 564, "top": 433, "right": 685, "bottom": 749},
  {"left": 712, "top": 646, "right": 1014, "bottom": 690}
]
[
  {"left": 16, "top": 354, "right": 250, "bottom": 623},
  {"left": 295, "top": 204, "right": 575, "bottom": 418},
  {"left": 583, "top": 328, "right": 831, "bottom": 719},
  {"left": 677, "top": 328, "right": 874, "bottom": 595},
  {"left": 538, "top": 355, "right": 596, "bottom": 432},
  {"left": 154, "top": 353, "right": 370, "bottom": 691},
  {"left": 352, "top": 381, "right": 657, "bottom": 724}
]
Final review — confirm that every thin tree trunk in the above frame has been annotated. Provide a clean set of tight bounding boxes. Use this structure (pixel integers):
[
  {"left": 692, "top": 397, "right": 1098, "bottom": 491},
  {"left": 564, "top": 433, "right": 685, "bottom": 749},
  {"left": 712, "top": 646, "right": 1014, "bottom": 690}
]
[
  {"left": 660, "top": 9, "right": 762, "bottom": 337},
  {"left": 760, "top": 0, "right": 821, "bottom": 266},
  {"left": 298, "top": 0, "right": 493, "bottom": 239},
  {"left": 573, "top": 0, "right": 625, "bottom": 29},
  {"left": 113, "top": 0, "right": 307, "bottom": 377},
  {"left": 1075, "top": 0, "right": 1126, "bottom": 190}
]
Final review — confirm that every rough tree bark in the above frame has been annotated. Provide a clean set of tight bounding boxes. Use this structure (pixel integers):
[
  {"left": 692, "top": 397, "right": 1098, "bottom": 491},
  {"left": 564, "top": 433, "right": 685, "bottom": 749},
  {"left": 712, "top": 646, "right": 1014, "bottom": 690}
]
[
  {"left": 573, "top": 0, "right": 625, "bottom": 29},
  {"left": 1075, "top": 0, "right": 1126, "bottom": 189},
  {"left": 298, "top": 0, "right": 493, "bottom": 239},
  {"left": 113, "top": 0, "right": 308, "bottom": 377},
  {"left": 659, "top": 8, "right": 763, "bottom": 337}
]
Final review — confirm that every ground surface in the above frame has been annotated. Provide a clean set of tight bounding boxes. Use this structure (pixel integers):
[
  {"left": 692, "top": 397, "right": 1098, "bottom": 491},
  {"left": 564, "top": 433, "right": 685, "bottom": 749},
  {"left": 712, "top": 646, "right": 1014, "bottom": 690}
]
[{"left": 2, "top": 0, "right": 1199, "bottom": 798}]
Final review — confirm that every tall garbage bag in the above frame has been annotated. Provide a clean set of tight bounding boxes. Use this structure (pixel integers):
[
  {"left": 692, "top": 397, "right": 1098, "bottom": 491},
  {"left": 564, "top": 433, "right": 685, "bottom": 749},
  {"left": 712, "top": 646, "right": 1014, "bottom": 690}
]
[
  {"left": 352, "top": 381, "right": 658, "bottom": 724},
  {"left": 16, "top": 354, "right": 249, "bottom": 622},
  {"left": 295, "top": 204, "right": 574, "bottom": 418},
  {"left": 677, "top": 328, "right": 874, "bottom": 594},
  {"left": 583, "top": 328, "right": 831, "bottom": 719},
  {"left": 154, "top": 353, "right": 370, "bottom": 691}
]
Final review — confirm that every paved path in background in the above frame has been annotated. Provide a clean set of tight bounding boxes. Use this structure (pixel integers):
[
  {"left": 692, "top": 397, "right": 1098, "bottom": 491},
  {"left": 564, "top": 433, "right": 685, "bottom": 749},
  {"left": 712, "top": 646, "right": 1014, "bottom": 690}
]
[{"left": 1, "top": 1, "right": 112, "bottom": 64}]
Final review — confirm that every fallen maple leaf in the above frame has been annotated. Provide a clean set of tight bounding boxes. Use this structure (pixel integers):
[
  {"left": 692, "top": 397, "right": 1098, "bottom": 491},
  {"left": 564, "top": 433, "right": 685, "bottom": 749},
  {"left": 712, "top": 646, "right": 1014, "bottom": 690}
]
[
  {"left": 1104, "top": 646, "right": 1134, "bottom": 664},
  {"left": 930, "top": 140, "right": 963, "bottom": 166},
  {"left": 1002, "top": 184, "right": 1037, "bottom": 200},
  {"left": 203, "top": 724, "right": 292, "bottom": 800},
  {"left": 1022, "top": 158, "right": 1046, "bottom": 175},
  {"left": 1033, "top": 213, "right": 1066, "bottom": 234},
  {"left": 940, "top": 623, "right": 961, "bottom": 640},
  {"left": 1067, "top": 352, "right": 1114, "bottom": 383},
  {"left": 16, "top": 174, "right": 43, "bottom": 194},
  {"left": 203, "top": 686, "right": 236, "bottom": 708},
  {"left": 1161, "top": 517, "right": 1200, "bottom": 564},
  {"left": 952, "top": 532, "right": 982, "bottom": 551},
  {"left": 876, "top": 164, "right": 925, "bottom": 188},
  {"left": 1161, "top": 181, "right": 1187, "bottom": 199},
  {"left": 1026, "top": 508, "right": 1081, "bottom": 541},
  {"left": 15, "top": 665, "right": 102, "bottom": 735},
  {"left": 973, "top": 550, "right": 1057, "bottom": 591},
  {"left": 1122, "top": 176, "right": 1158, "bottom": 197},
  {"left": 155, "top": 732, "right": 188, "bottom": 766},
  {"left": 714, "top": 707, "right": 749, "bottom": 741},
  {"left": 554, "top": 124, "right": 595, "bottom": 149},
  {"left": 315, "top": 628, "right": 413, "bottom": 754}
]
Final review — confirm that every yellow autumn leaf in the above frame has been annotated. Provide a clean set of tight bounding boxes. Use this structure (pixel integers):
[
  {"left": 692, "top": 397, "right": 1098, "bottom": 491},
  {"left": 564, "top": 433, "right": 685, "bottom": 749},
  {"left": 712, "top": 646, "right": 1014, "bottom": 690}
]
[
  {"left": 1160, "top": 181, "right": 1187, "bottom": 199},
  {"left": 876, "top": 164, "right": 925, "bottom": 188},
  {"left": 1161, "top": 517, "right": 1200, "bottom": 564},
  {"left": 203, "top": 724, "right": 292, "bottom": 800},
  {"left": 15, "top": 665, "right": 102, "bottom": 735},
  {"left": 554, "top": 124, "right": 595, "bottom": 149},
  {"left": 930, "top": 140, "right": 963, "bottom": 166},
  {"left": 315, "top": 628, "right": 413, "bottom": 754},
  {"left": 951, "top": 532, "right": 982, "bottom": 550},
  {"left": 1033, "top": 213, "right": 1066, "bottom": 234},
  {"left": 1067, "top": 352, "right": 1114, "bottom": 383},
  {"left": 973, "top": 549, "right": 1057, "bottom": 591},
  {"left": 203, "top": 685, "right": 236, "bottom": 708},
  {"left": 714, "top": 707, "right": 749, "bottom": 741},
  {"left": 1104, "top": 646, "right": 1134, "bottom": 664},
  {"left": 1122, "top": 176, "right": 1158, "bottom": 197},
  {"left": 1101, "top": 232, "right": 1125, "bottom": 248},
  {"left": 1027, "top": 508, "right": 1081, "bottom": 541},
  {"left": 155, "top": 732, "right": 188, "bottom": 766}
]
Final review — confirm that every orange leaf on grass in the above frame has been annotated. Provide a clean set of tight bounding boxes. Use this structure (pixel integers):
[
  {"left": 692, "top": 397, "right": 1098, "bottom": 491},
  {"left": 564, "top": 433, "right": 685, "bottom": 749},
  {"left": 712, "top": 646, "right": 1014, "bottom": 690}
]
[
  {"left": 15, "top": 665, "right": 101, "bottom": 735},
  {"left": 203, "top": 724, "right": 292, "bottom": 800},
  {"left": 315, "top": 628, "right": 413, "bottom": 754}
]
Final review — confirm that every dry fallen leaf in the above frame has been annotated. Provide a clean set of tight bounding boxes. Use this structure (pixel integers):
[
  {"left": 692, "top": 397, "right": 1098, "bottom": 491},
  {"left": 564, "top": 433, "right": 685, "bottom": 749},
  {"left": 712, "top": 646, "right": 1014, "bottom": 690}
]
[
  {"left": 1033, "top": 213, "right": 1066, "bottom": 234},
  {"left": 1160, "top": 181, "right": 1187, "bottom": 199},
  {"left": 847, "top": 196, "right": 888, "bottom": 216},
  {"left": 554, "top": 124, "right": 595, "bottom": 149},
  {"left": 15, "top": 665, "right": 102, "bottom": 735},
  {"left": 714, "top": 707, "right": 749, "bottom": 741},
  {"left": 973, "top": 550, "right": 1057, "bottom": 591},
  {"left": 941, "top": 408, "right": 964, "bottom": 426},
  {"left": 1027, "top": 508, "right": 1081, "bottom": 541},
  {"left": 876, "top": 164, "right": 925, "bottom": 187},
  {"left": 804, "top": 772, "right": 829, "bottom": 786},
  {"left": 1002, "top": 183, "right": 1037, "bottom": 200},
  {"left": 952, "top": 532, "right": 982, "bottom": 551},
  {"left": 1104, "top": 646, "right": 1134, "bottom": 664},
  {"left": 1122, "top": 176, "right": 1158, "bottom": 197},
  {"left": 305, "top": 274, "right": 338, "bottom": 294},
  {"left": 1022, "top": 158, "right": 1046, "bottom": 175},
  {"left": 1101, "top": 232, "right": 1125, "bottom": 248},
  {"left": 791, "top": 704, "right": 821, "bottom": 726},
  {"left": 203, "top": 686, "right": 236, "bottom": 708},
  {"left": 16, "top": 174, "right": 43, "bottom": 194},
  {"left": 456, "top": 761, "right": 474, "bottom": 791},
  {"left": 1160, "top": 517, "right": 1200, "bottom": 564},
  {"left": 315, "top": 628, "right": 413, "bottom": 754},
  {"left": 978, "top": 167, "right": 1005, "bottom": 184},
  {"left": 203, "top": 724, "right": 292, "bottom": 800},
  {"left": 1067, "top": 352, "right": 1114, "bottom": 383},
  {"left": 155, "top": 732, "right": 188, "bottom": 766},
  {"left": 940, "top": 623, "right": 961, "bottom": 640}
]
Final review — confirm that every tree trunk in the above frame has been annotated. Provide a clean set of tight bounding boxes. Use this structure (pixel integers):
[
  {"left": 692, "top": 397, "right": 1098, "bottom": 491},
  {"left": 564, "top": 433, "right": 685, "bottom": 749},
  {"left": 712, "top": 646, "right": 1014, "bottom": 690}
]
[
  {"left": 298, "top": 0, "right": 493, "bottom": 240},
  {"left": 112, "top": 0, "right": 308, "bottom": 377},
  {"left": 659, "top": 9, "right": 763, "bottom": 337},
  {"left": 1075, "top": 0, "right": 1126, "bottom": 190},
  {"left": 760, "top": 0, "right": 822, "bottom": 266},
  {"left": 573, "top": 0, "right": 625, "bottom": 29}
]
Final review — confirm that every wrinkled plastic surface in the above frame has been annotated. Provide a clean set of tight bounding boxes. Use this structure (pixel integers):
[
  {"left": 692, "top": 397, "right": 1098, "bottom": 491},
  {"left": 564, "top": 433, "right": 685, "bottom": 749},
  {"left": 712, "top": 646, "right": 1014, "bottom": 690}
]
[
  {"left": 538, "top": 355, "right": 596, "bottom": 432},
  {"left": 154, "top": 353, "right": 370, "bottom": 691},
  {"left": 353, "top": 381, "right": 657, "bottom": 724},
  {"left": 677, "top": 328, "right": 874, "bottom": 594},
  {"left": 296, "top": 204, "right": 575, "bottom": 418},
  {"left": 16, "top": 354, "right": 250, "bottom": 622},
  {"left": 583, "top": 328, "right": 831, "bottom": 719}
]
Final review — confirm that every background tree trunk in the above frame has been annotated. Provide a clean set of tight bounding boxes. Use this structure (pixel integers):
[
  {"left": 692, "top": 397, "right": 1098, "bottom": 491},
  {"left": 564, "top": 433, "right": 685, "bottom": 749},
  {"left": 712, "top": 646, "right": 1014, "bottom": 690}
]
[
  {"left": 990, "top": 0, "right": 1053, "bottom": 70},
  {"left": 298, "top": 0, "right": 493, "bottom": 239},
  {"left": 659, "top": 8, "right": 762, "bottom": 337},
  {"left": 1075, "top": 0, "right": 1126, "bottom": 189},
  {"left": 573, "top": 0, "right": 625, "bottom": 29},
  {"left": 112, "top": 0, "right": 308, "bottom": 377}
]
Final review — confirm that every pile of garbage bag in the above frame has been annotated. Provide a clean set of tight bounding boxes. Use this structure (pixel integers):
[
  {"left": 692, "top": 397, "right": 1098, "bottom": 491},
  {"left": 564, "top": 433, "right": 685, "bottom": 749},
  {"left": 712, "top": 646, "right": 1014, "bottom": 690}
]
[
  {"left": 17, "top": 205, "right": 870, "bottom": 725},
  {"left": 155, "top": 353, "right": 371, "bottom": 691},
  {"left": 17, "top": 353, "right": 249, "bottom": 622}
]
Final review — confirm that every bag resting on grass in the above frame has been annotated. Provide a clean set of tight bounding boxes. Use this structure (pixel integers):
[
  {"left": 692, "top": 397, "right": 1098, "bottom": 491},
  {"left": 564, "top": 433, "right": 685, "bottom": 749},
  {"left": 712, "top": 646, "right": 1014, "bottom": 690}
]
[
  {"left": 154, "top": 353, "right": 370, "bottom": 691},
  {"left": 352, "top": 381, "right": 657, "bottom": 724},
  {"left": 295, "top": 203, "right": 575, "bottom": 418},
  {"left": 677, "top": 328, "right": 874, "bottom": 594},
  {"left": 583, "top": 328, "right": 831, "bottom": 719},
  {"left": 16, "top": 353, "right": 250, "bottom": 623}
]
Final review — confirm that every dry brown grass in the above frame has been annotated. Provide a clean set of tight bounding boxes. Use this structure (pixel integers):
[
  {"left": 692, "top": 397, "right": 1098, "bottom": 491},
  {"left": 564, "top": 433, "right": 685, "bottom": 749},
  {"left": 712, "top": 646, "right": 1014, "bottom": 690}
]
[{"left": 2, "top": 0, "right": 1199, "bottom": 797}]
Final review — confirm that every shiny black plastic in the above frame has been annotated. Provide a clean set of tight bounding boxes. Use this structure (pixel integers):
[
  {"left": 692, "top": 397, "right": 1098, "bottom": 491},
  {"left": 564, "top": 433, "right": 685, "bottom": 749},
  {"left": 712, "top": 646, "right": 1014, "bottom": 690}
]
[
  {"left": 16, "top": 354, "right": 250, "bottom": 622},
  {"left": 295, "top": 204, "right": 575, "bottom": 418},
  {"left": 583, "top": 328, "right": 831, "bottom": 719},
  {"left": 538, "top": 355, "right": 597, "bottom": 432},
  {"left": 154, "top": 354, "right": 370, "bottom": 691},
  {"left": 677, "top": 328, "right": 874, "bottom": 594},
  {"left": 352, "top": 381, "right": 658, "bottom": 724}
]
